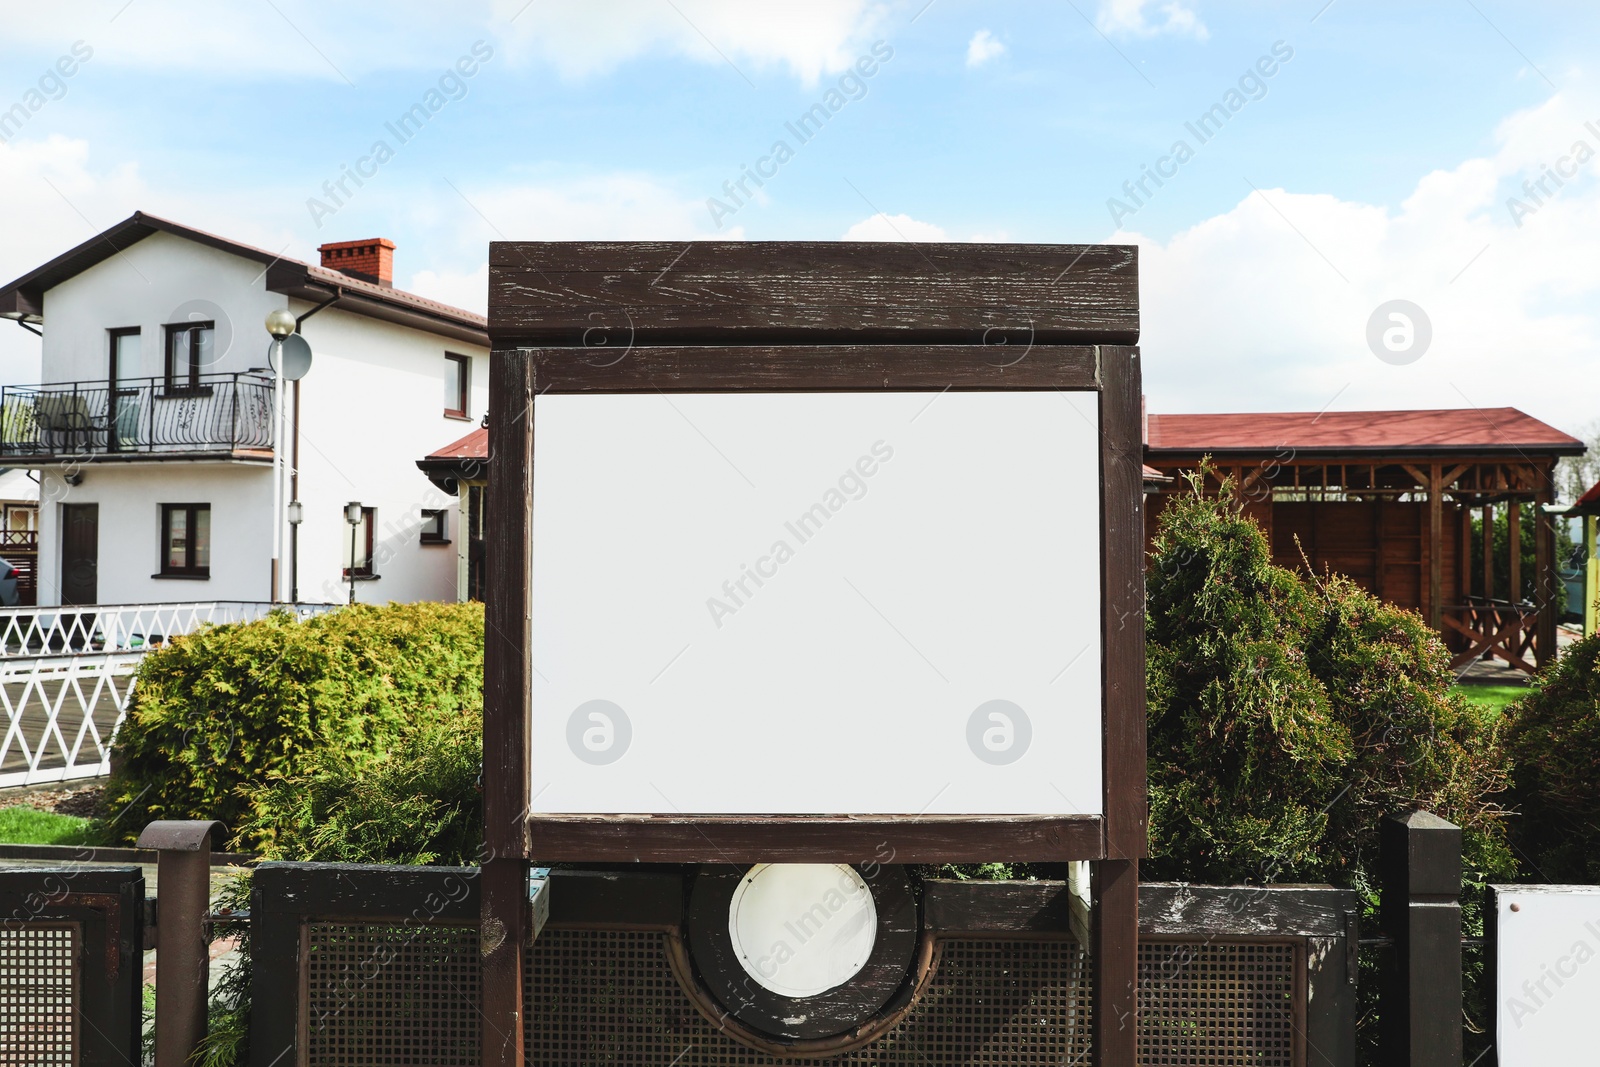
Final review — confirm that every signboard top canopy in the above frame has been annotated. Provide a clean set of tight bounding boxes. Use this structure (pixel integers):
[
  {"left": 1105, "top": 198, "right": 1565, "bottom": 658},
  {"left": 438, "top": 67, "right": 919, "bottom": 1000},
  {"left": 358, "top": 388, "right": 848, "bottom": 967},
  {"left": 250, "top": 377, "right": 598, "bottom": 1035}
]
[{"left": 488, "top": 240, "right": 1138, "bottom": 349}]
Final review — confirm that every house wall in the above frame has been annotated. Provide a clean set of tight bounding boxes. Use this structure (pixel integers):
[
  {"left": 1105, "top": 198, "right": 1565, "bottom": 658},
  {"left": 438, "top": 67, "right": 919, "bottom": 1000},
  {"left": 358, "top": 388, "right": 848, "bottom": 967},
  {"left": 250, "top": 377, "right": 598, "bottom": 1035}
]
[
  {"left": 41, "top": 232, "right": 281, "bottom": 384},
  {"left": 284, "top": 300, "right": 488, "bottom": 606},
  {"left": 30, "top": 231, "right": 488, "bottom": 607},
  {"left": 36, "top": 463, "right": 273, "bottom": 605}
]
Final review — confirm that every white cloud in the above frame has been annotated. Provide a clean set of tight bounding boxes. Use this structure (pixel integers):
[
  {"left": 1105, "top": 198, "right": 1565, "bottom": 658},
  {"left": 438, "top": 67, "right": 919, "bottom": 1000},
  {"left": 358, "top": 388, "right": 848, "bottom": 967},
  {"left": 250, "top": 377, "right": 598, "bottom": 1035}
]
[
  {"left": 493, "top": 0, "right": 888, "bottom": 84},
  {"left": 1097, "top": 0, "right": 1208, "bottom": 40},
  {"left": 407, "top": 172, "right": 745, "bottom": 312},
  {"left": 841, "top": 213, "right": 949, "bottom": 241},
  {"left": 966, "top": 30, "right": 1005, "bottom": 68},
  {"left": 0, "top": 135, "right": 151, "bottom": 385},
  {"left": 1122, "top": 86, "right": 1600, "bottom": 437},
  {"left": 4, "top": 2, "right": 886, "bottom": 85}
]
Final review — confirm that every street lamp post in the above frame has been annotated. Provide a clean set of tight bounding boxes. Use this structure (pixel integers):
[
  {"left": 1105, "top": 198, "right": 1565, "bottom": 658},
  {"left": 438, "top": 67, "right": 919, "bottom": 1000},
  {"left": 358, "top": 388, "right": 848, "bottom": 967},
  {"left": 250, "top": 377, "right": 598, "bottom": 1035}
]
[
  {"left": 265, "top": 310, "right": 297, "bottom": 604},
  {"left": 286, "top": 499, "right": 303, "bottom": 603},
  {"left": 345, "top": 501, "right": 363, "bottom": 606}
]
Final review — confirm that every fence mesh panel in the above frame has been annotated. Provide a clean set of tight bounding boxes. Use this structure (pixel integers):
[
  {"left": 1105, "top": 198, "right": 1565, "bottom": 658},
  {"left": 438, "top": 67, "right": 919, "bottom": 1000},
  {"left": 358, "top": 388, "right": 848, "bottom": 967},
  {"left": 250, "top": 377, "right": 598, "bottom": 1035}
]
[
  {"left": 524, "top": 930, "right": 1093, "bottom": 1066},
  {"left": 299, "top": 923, "right": 1305, "bottom": 1066},
  {"left": 305, "top": 923, "right": 480, "bottom": 1067},
  {"left": 1138, "top": 939, "right": 1300, "bottom": 1067},
  {"left": 0, "top": 923, "right": 76, "bottom": 1065}
]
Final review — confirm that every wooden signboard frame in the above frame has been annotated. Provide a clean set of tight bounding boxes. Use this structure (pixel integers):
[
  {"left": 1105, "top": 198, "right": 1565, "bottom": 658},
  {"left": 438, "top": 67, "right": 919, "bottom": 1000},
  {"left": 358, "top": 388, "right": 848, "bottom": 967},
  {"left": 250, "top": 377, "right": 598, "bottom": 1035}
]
[{"left": 482, "top": 242, "right": 1147, "bottom": 1066}]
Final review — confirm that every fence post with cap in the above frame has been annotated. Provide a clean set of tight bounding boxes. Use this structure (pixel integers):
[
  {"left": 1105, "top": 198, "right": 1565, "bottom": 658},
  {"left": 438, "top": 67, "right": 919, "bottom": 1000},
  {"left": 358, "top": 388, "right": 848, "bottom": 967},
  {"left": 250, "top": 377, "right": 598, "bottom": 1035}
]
[{"left": 138, "top": 819, "right": 223, "bottom": 1067}]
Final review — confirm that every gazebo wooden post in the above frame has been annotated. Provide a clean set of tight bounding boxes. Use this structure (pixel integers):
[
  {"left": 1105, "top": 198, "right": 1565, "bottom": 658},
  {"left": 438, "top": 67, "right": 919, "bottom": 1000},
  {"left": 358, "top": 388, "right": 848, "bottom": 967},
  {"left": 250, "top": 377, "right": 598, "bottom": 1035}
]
[
  {"left": 1428, "top": 464, "right": 1443, "bottom": 629},
  {"left": 1507, "top": 500, "right": 1521, "bottom": 603},
  {"left": 1535, "top": 468, "right": 1556, "bottom": 667},
  {"left": 1481, "top": 504, "right": 1494, "bottom": 602}
]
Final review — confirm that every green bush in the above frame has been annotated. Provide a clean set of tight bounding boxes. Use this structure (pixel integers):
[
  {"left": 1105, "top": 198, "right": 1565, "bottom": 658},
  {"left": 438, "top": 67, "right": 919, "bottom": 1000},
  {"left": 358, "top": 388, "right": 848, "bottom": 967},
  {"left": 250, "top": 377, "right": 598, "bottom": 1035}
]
[
  {"left": 1147, "top": 472, "right": 1516, "bottom": 1061},
  {"left": 1145, "top": 470, "right": 1514, "bottom": 889},
  {"left": 242, "top": 712, "right": 484, "bottom": 866},
  {"left": 1504, "top": 630, "right": 1600, "bottom": 882},
  {"left": 97, "top": 601, "right": 484, "bottom": 849}
]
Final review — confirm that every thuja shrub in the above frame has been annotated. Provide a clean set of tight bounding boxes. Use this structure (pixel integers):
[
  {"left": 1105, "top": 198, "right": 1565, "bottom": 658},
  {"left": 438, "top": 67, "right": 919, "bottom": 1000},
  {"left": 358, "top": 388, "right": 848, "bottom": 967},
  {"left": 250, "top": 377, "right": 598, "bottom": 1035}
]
[
  {"left": 1504, "top": 630, "right": 1600, "bottom": 883},
  {"left": 241, "top": 712, "right": 484, "bottom": 866},
  {"left": 1145, "top": 469, "right": 1514, "bottom": 891},
  {"left": 98, "top": 601, "right": 484, "bottom": 849}
]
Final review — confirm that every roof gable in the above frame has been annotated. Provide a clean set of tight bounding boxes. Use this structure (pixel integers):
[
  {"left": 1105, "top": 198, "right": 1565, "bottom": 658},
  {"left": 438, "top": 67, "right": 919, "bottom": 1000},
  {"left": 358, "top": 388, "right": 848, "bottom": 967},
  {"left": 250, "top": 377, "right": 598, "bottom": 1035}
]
[{"left": 0, "top": 211, "right": 487, "bottom": 347}]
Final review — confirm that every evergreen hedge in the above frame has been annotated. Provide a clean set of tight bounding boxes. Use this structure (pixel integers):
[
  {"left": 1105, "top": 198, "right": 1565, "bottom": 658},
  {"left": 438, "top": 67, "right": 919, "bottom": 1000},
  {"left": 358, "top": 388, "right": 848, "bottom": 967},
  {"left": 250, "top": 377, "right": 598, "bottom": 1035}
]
[
  {"left": 98, "top": 601, "right": 484, "bottom": 849},
  {"left": 1504, "top": 629, "right": 1600, "bottom": 882},
  {"left": 1145, "top": 470, "right": 1515, "bottom": 891}
]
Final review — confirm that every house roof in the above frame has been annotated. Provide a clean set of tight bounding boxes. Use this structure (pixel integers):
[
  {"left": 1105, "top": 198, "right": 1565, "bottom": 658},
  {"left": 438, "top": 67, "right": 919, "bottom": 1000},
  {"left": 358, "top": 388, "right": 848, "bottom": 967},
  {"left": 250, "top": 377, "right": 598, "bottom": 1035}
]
[
  {"left": 423, "top": 426, "right": 487, "bottom": 463},
  {"left": 1572, "top": 479, "right": 1600, "bottom": 516},
  {"left": 0, "top": 211, "right": 487, "bottom": 347},
  {"left": 1145, "top": 407, "right": 1585, "bottom": 458},
  {"left": 416, "top": 426, "right": 488, "bottom": 491}
]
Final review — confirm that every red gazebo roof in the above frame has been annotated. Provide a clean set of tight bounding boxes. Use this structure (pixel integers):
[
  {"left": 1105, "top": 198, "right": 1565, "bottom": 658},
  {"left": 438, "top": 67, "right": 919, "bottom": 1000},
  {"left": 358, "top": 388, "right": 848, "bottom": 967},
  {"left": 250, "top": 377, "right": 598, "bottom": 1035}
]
[{"left": 1146, "top": 407, "right": 1584, "bottom": 457}]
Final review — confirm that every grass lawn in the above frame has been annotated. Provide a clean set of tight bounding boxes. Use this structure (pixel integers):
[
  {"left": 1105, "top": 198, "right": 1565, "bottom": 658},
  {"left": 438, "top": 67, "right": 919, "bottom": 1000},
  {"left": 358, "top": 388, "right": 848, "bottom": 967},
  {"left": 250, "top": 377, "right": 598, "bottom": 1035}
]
[
  {"left": 1453, "top": 684, "right": 1533, "bottom": 715},
  {"left": 0, "top": 805, "right": 96, "bottom": 846}
]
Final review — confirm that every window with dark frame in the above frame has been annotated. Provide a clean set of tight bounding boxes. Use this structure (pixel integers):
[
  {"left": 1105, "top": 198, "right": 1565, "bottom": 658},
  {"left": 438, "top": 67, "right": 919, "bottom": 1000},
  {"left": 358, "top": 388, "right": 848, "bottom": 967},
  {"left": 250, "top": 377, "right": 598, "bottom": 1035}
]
[
  {"left": 444, "top": 353, "right": 470, "bottom": 418},
  {"left": 343, "top": 506, "right": 377, "bottom": 578},
  {"left": 163, "top": 321, "right": 214, "bottom": 392},
  {"left": 158, "top": 503, "right": 211, "bottom": 578},
  {"left": 420, "top": 508, "right": 449, "bottom": 544}
]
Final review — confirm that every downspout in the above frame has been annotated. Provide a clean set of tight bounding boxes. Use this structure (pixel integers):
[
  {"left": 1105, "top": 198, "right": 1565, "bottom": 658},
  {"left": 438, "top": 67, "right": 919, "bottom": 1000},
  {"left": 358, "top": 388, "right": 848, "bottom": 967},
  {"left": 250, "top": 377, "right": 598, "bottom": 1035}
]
[{"left": 287, "top": 288, "right": 341, "bottom": 604}]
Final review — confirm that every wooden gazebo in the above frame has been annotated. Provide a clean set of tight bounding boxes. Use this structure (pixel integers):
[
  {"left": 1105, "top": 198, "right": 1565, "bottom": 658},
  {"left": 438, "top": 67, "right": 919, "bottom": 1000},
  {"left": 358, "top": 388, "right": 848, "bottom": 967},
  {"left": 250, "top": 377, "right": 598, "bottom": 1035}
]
[{"left": 1144, "top": 407, "right": 1586, "bottom": 672}]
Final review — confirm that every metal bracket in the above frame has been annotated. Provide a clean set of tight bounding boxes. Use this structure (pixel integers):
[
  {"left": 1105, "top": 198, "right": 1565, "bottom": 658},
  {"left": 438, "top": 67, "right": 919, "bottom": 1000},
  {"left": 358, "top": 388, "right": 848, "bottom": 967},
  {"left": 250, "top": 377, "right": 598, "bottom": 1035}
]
[{"left": 529, "top": 866, "right": 551, "bottom": 942}]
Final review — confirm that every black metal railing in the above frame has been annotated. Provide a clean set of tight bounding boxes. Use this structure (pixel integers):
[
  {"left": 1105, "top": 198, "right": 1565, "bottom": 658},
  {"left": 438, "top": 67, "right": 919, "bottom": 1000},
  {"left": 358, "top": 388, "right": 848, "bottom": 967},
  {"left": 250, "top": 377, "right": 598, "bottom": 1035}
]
[{"left": 0, "top": 372, "right": 275, "bottom": 458}]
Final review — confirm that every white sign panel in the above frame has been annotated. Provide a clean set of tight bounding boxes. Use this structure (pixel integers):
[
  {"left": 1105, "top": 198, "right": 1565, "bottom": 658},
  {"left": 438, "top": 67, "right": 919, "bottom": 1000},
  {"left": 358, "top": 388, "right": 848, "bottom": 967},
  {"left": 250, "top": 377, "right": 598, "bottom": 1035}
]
[
  {"left": 530, "top": 391, "right": 1102, "bottom": 815},
  {"left": 1496, "top": 886, "right": 1600, "bottom": 1062}
]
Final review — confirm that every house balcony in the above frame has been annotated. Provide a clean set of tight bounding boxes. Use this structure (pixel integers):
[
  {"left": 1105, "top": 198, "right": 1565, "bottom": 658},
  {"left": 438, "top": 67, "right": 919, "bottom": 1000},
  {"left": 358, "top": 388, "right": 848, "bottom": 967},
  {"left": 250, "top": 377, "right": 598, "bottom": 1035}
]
[{"left": 0, "top": 373, "right": 275, "bottom": 464}]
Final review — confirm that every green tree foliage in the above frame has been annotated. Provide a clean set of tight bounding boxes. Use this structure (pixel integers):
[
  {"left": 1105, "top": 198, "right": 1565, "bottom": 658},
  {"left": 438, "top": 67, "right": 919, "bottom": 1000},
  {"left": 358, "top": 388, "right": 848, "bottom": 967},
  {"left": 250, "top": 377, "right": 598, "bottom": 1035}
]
[
  {"left": 97, "top": 601, "right": 484, "bottom": 849},
  {"left": 1504, "top": 630, "right": 1600, "bottom": 883},
  {"left": 1145, "top": 469, "right": 1515, "bottom": 891},
  {"left": 241, "top": 712, "right": 484, "bottom": 866}
]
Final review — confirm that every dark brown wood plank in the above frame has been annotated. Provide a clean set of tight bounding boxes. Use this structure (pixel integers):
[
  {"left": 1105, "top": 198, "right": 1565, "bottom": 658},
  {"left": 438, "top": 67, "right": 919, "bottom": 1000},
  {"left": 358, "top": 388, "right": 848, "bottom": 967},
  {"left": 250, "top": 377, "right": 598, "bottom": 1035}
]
[
  {"left": 484, "top": 347, "right": 533, "bottom": 860},
  {"left": 1099, "top": 346, "right": 1147, "bottom": 861},
  {"left": 1139, "top": 883, "right": 1358, "bottom": 938},
  {"left": 524, "top": 814, "right": 1104, "bottom": 863},
  {"left": 545, "top": 869, "right": 684, "bottom": 929},
  {"left": 483, "top": 348, "right": 534, "bottom": 1067},
  {"left": 1092, "top": 858, "right": 1138, "bottom": 1067},
  {"left": 922, "top": 879, "right": 1076, "bottom": 935},
  {"left": 252, "top": 862, "right": 479, "bottom": 920},
  {"left": 489, "top": 241, "right": 1138, "bottom": 344},
  {"left": 531, "top": 344, "right": 1100, "bottom": 393},
  {"left": 480, "top": 858, "right": 527, "bottom": 1067}
]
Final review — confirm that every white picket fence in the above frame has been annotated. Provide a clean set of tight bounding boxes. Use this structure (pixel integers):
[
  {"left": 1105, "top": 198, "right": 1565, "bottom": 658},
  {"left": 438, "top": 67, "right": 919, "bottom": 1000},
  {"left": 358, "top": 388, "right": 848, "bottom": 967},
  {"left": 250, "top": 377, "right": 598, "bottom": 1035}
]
[
  {"left": 0, "top": 652, "right": 143, "bottom": 788},
  {"left": 0, "top": 600, "right": 313, "bottom": 656},
  {"left": 0, "top": 601, "right": 336, "bottom": 788}
]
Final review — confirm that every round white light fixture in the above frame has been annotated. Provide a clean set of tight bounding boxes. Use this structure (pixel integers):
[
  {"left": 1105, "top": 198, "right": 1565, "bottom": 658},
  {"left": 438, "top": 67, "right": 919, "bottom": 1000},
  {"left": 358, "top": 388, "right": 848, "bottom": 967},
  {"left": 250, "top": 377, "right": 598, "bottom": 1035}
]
[
  {"left": 264, "top": 308, "right": 297, "bottom": 339},
  {"left": 727, "top": 863, "right": 877, "bottom": 999}
]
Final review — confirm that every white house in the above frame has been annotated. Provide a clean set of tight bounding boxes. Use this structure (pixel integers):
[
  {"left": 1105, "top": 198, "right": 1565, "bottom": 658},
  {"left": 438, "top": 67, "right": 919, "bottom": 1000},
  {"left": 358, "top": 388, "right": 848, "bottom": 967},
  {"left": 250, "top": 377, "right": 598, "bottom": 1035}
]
[{"left": 0, "top": 212, "right": 489, "bottom": 607}]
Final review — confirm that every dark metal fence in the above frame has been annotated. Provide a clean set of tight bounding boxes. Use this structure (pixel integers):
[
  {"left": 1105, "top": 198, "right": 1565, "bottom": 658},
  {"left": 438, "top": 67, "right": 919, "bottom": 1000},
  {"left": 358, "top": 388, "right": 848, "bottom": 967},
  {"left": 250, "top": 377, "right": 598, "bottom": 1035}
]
[
  {"left": 0, "top": 373, "right": 275, "bottom": 459},
  {"left": 249, "top": 864, "right": 1360, "bottom": 1067},
  {"left": 0, "top": 864, "right": 145, "bottom": 1066}
]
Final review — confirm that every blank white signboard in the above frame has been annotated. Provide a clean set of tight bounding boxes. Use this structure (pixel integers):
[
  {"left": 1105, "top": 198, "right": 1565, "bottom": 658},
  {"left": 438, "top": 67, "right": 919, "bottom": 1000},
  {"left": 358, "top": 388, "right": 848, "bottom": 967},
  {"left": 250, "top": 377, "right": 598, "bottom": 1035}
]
[
  {"left": 529, "top": 391, "right": 1102, "bottom": 815},
  {"left": 1496, "top": 887, "right": 1600, "bottom": 1062}
]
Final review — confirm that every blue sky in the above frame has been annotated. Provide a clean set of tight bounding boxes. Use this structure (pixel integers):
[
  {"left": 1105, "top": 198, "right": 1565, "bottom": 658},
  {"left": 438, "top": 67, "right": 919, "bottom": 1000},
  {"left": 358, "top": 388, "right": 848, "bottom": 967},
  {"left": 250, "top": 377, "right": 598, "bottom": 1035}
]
[{"left": 1, "top": 0, "right": 1596, "bottom": 443}]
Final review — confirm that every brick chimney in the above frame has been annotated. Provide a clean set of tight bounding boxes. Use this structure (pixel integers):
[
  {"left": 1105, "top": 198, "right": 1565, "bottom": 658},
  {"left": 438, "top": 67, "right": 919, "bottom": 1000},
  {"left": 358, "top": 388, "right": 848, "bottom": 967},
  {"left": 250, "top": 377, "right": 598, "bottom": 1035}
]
[{"left": 317, "top": 238, "right": 395, "bottom": 287}]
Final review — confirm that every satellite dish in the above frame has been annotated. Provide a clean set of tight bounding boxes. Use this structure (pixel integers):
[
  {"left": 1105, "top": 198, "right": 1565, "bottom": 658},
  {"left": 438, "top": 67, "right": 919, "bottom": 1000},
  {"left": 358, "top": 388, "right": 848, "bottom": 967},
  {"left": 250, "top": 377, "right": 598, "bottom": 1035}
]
[{"left": 270, "top": 333, "right": 313, "bottom": 381}]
